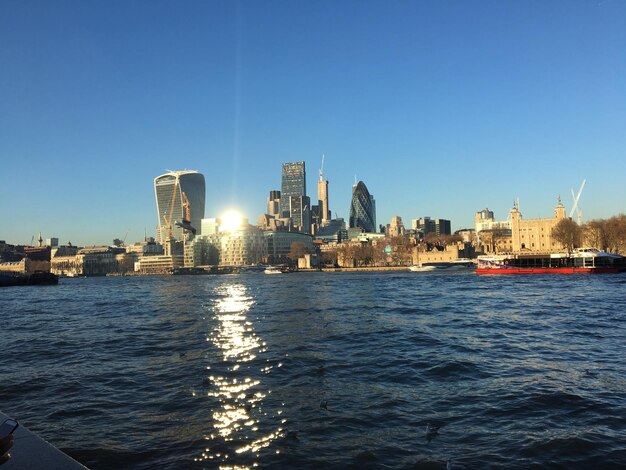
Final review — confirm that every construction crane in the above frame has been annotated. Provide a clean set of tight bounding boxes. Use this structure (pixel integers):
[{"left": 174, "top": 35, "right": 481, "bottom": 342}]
[
  {"left": 175, "top": 191, "right": 196, "bottom": 235},
  {"left": 182, "top": 192, "right": 191, "bottom": 224},
  {"left": 162, "top": 180, "right": 179, "bottom": 241},
  {"left": 569, "top": 179, "right": 586, "bottom": 225}
]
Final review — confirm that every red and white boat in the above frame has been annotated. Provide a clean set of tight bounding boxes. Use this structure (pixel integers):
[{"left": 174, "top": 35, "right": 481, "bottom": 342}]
[{"left": 476, "top": 249, "right": 625, "bottom": 275}]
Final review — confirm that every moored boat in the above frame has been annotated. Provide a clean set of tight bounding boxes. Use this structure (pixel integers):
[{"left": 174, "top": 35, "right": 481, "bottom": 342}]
[
  {"left": 408, "top": 264, "right": 437, "bottom": 272},
  {"left": 264, "top": 266, "right": 283, "bottom": 274},
  {"left": 476, "top": 249, "right": 624, "bottom": 275},
  {"left": 0, "top": 271, "right": 59, "bottom": 287}
]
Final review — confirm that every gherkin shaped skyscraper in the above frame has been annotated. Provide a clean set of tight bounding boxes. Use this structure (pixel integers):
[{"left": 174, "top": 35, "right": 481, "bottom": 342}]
[{"left": 349, "top": 181, "right": 376, "bottom": 233}]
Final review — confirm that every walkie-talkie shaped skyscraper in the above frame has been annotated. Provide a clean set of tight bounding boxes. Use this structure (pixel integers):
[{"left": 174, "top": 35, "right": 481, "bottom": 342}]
[{"left": 154, "top": 170, "right": 205, "bottom": 243}]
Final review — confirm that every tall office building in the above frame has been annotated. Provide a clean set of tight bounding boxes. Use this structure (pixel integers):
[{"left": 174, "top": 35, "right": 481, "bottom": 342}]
[
  {"left": 267, "top": 190, "right": 281, "bottom": 217},
  {"left": 434, "top": 219, "right": 451, "bottom": 236},
  {"left": 413, "top": 217, "right": 435, "bottom": 235},
  {"left": 154, "top": 170, "right": 205, "bottom": 243},
  {"left": 349, "top": 181, "right": 376, "bottom": 233},
  {"left": 412, "top": 217, "right": 451, "bottom": 236},
  {"left": 280, "top": 161, "right": 310, "bottom": 232},
  {"left": 317, "top": 157, "right": 330, "bottom": 224}
]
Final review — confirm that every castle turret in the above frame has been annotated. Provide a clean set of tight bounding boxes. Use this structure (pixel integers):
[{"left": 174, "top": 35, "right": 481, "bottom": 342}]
[{"left": 554, "top": 197, "right": 566, "bottom": 220}]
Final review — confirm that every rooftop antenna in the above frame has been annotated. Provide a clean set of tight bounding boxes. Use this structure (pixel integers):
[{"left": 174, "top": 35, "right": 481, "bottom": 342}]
[
  {"left": 570, "top": 179, "right": 586, "bottom": 224},
  {"left": 319, "top": 154, "right": 325, "bottom": 181},
  {"left": 354, "top": 174, "right": 357, "bottom": 186}
]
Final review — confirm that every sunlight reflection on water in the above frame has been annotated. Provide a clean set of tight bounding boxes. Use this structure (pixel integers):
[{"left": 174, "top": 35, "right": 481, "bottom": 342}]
[{"left": 195, "top": 284, "right": 283, "bottom": 469}]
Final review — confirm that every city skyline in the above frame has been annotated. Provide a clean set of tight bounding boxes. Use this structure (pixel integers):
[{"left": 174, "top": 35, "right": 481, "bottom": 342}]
[{"left": 1, "top": 1, "right": 625, "bottom": 245}]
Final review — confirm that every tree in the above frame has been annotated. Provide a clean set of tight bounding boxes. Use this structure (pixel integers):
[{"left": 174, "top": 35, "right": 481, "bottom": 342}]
[
  {"left": 387, "top": 236, "right": 413, "bottom": 266},
  {"left": 604, "top": 214, "right": 626, "bottom": 255},
  {"left": 353, "top": 242, "right": 374, "bottom": 267},
  {"left": 583, "top": 219, "right": 606, "bottom": 250},
  {"left": 551, "top": 218, "right": 581, "bottom": 253},
  {"left": 288, "top": 242, "right": 309, "bottom": 261},
  {"left": 321, "top": 250, "right": 338, "bottom": 267}
]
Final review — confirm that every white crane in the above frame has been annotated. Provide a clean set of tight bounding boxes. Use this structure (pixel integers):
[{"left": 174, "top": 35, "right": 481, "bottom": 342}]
[{"left": 569, "top": 179, "right": 586, "bottom": 225}]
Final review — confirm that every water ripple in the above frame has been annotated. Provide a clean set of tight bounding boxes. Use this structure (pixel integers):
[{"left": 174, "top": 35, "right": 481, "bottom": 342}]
[{"left": 1, "top": 272, "right": 625, "bottom": 468}]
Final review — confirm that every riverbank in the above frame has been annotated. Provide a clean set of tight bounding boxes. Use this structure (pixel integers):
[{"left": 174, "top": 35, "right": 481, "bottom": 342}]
[{"left": 317, "top": 266, "right": 409, "bottom": 272}]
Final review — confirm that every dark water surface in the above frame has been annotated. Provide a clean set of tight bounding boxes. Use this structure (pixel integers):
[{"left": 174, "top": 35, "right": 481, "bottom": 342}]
[{"left": 2, "top": 272, "right": 626, "bottom": 469}]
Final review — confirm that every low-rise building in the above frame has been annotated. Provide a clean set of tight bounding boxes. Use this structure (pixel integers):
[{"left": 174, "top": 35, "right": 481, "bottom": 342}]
[
  {"left": 413, "top": 242, "right": 474, "bottom": 265},
  {"left": 135, "top": 255, "right": 184, "bottom": 274},
  {"left": 264, "top": 231, "right": 314, "bottom": 264},
  {"left": 184, "top": 235, "right": 220, "bottom": 267}
]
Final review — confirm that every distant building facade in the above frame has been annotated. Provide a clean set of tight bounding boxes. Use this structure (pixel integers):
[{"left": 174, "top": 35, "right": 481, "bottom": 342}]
[
  {"left": 434, "top": 219, "right": 451, "bottom": 236},
  {"left": 510, "top": 199, "right": 567, "bottom": 252},
  {"left": 51, "top": 246, "right": 133, "bottom": 276},
  {"left": 475, "top": 200, "right": 569, "bottom": 254},
  {"left": 280, "top": 162, "right": 310, "bottom": 233},
  {"left": 411, "top": 217, "right": 451, "bottom": 236},
  {"left": 219, "top": 224, "right": 267, "bottom": 266},
  {"left": 474, "top": 208, "right": 511, "bottom": 236},
  {"left": 154, "top": 170, "right": 205, "bottom": 243},
  {"left": 387, "top": 216, "right": 406, "bottom": 237},
  {"left": 317, "top": 178, "right": 330, "bottom": 224},
  {"left": 264, "top": 231, "right": 314, "bottom": 264},
  {"left": 267, "top": 190, "right": 281, "bottom": 218},
  {"left": 349, "top": 181, "right": 376, "bottom": 233}
]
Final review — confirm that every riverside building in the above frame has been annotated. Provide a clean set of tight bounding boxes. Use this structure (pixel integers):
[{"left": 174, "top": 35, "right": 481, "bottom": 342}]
[
  {"left": 510, "top": 199, "right": 567, "bottom": 252},
  {"left": 219, "top": 221, "right": 267, "bottom": 266},
  {"left": 475, "top": 200, "right": 569, "bottom": 254}
]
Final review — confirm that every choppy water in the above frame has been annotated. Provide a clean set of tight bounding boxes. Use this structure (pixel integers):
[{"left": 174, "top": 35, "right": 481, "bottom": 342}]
[{"left": 2, "top": 271, "right": 626, "bottom": 469}]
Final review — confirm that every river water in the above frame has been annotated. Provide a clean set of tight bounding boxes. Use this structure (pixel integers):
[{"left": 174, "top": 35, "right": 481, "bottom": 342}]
[{"left": 2, "top": 271, "right": 626, "bottom": 469}]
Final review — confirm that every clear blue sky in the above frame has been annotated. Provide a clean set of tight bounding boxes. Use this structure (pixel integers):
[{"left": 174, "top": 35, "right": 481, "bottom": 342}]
[{"left": 1, "top": 0, "right": 625, "bottom": 246}]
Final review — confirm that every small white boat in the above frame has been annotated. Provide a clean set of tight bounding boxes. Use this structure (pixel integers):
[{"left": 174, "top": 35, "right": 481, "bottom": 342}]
[
  {"left": 264, "top": 267, "right": 283, "bottom": 274},
  {"left": 408, "top": 264, "right": 436, "bottom": 272}
]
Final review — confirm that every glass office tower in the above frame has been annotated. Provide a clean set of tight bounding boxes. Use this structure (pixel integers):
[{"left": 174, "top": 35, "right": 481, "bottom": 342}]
[
  {"left": 349, "top": 181, "right": 376, "bottom": 233},
  {"left": 154, "top": 170, "right": 205, "bottom": 242},
  {"left": 280, "top": 161, "right": 310, "bottom": 232}
]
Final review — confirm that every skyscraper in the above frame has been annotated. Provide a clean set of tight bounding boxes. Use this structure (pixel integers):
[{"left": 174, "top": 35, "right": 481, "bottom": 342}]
[
  {"left": 267, "top": 190, "right": 281, "bottom": 217},
  {"left": 154, "top": 170, "right": 205, "bottom": 243},
  {"left": 317, "top": 158, "right": 330, "bottom": 224},
  {"left": 349, "top": 181, "right": 376, "bottom": 233},
  {"left": 280, "top": 161, "right": 310, "bottom": 232}
]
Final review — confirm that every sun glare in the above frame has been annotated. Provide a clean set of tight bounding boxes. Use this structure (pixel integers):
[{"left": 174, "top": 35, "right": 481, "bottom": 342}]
[{"left": 220, "top": 210, "right": 244, "bottom": 232}]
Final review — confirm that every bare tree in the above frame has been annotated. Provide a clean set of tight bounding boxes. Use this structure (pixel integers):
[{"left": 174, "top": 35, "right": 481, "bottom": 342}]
[
  {"left": 321, "top": 250, "right": 338, "bottom": 267},
  {"left": 551, "top": 218, "right": 582, "bottom": 253},
  {"left": 288, "top": 242, "right": 309, "bottom": 261},
  {"left": 583, "top": 219, "right": 606, "bottom": 250},
  {"left": 387, "top": 236, "right": 413, "bottom": 266},
  {"left": 604, "top": 214, "right": 626, "bottom": 255}
]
